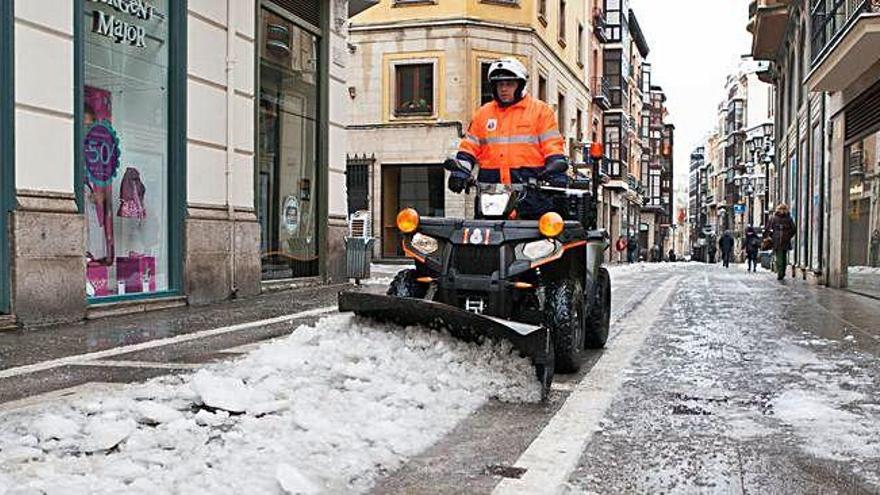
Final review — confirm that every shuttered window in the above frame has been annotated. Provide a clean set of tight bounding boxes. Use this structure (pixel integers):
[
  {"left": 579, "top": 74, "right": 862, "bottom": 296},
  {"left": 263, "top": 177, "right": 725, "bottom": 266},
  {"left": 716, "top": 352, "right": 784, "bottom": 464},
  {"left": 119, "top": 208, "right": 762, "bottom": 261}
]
[
  {"left": 272, "top": 0, "right": 321, "bottom": 29},
  {"left": 845, "top": 79, "right": 880, "bottom": 143}
]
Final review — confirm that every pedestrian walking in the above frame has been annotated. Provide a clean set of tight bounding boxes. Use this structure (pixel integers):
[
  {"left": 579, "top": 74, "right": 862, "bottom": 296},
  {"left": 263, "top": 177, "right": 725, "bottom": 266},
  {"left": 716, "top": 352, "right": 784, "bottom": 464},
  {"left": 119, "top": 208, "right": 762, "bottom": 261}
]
[
  {"left": 668, "top": 249, "right": 677, "bottom": 262},
  {"left": 743, "top": 226, "right": 761, "bottom": 272},
  {"left": 764, "top": 203, "right": 796, "bottom": 281},
  {"left": 719, "top": 230, "right": 735, "bottom": 268},
  {"left": 707, "top": 235, "right": 717, "bottom": 264},
  {"left": 627, "top": 236, "right": 638, "bottom": 263}
]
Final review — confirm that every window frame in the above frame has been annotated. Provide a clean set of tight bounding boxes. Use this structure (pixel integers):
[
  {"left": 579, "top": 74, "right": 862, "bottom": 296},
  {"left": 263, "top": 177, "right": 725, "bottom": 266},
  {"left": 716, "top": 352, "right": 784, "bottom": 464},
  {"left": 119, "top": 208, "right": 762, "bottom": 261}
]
[
  {"left": 558, "top": 0, "right": 567, "bottom": 46},
  {"left": 74, "top": 0, "right": 189, "bottom": 301},
  {"left": 391, "top": 60, "right": 437, "bottom": 118},
  {"left": 0, "top": 0, "right": 13, "bottom": 312}
]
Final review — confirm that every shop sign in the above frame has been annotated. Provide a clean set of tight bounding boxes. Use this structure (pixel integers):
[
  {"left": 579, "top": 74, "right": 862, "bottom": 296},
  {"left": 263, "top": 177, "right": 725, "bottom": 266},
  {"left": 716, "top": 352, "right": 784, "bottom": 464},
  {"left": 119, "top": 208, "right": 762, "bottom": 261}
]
[{"left": 89, "top": 0, "right": 157, "bottom": 48}]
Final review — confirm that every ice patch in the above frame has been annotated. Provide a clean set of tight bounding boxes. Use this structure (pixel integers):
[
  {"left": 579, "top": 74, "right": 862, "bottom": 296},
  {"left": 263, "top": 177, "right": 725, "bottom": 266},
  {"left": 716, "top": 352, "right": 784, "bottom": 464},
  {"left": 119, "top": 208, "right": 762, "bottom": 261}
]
[{"left": 772, "top": 389, "right": 880, "bottom": 462}]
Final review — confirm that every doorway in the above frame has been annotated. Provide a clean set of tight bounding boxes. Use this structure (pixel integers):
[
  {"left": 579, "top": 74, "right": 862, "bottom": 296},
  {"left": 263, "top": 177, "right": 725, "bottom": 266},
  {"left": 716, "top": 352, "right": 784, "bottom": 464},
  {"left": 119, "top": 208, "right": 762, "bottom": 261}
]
[{"left": 381, "top": 164, "right": 445, "bottom": 258}]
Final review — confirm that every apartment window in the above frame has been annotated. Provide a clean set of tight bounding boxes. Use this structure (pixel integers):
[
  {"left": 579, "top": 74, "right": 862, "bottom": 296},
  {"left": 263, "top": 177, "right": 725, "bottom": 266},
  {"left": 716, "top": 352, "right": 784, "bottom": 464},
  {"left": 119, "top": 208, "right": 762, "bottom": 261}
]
[
  {"left": 394, "top": 63, "right": 434, "bottom": 116},
  {"left": 538, "top": 74, "right": 548, "bottom": 102},
  {"left": 557, "top": 92, "right": 566, "bottom": 137},
  {"left": 576, "top": 108, "right": 583, "bottom": 142},
  {"left": 604, "top": 0, "right": 623, "bottom": 42},
  {"left": 393, "top": 0, "right": 438, "bottom": 5},
  {"left": 479, "top": 62, "right": 494, "bottom": 106},
  {"left": 538, "top": 0, "right": 547, "bottom": 21},
  {"left": 558, "top": 0, "right": 567, "bottom": 44},
  {"left": 577, "top": 23, "right": 584, "bottom": 66}
]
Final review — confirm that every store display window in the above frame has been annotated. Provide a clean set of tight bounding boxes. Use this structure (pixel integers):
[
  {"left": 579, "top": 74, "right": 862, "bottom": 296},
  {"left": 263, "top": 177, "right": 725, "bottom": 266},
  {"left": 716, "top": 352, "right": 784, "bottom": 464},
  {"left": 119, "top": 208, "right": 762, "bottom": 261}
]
[{"left": 82, "top": 0, "right": 170, "bottom": 298}]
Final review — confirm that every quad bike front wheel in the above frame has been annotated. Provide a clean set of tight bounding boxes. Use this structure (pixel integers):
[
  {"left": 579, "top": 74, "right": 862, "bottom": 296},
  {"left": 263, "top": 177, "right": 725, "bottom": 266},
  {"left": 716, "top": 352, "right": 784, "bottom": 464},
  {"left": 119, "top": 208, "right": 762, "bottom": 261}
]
[
  {"left": 387, "top": 269, "right": 428, "bottom": 299},
  {"left": 544, "top": 278, "right": 586, "bottom": 374},
  {"left": 584, "top": 267, "right": 611, "bottom": 349}
]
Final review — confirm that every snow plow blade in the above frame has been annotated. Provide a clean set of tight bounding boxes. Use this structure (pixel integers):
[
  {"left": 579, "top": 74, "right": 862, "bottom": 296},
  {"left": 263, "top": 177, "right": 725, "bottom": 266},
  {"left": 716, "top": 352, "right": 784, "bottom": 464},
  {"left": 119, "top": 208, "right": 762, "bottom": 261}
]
[{"left": 338, "top": 291, "right": 552, "bottom": 370}]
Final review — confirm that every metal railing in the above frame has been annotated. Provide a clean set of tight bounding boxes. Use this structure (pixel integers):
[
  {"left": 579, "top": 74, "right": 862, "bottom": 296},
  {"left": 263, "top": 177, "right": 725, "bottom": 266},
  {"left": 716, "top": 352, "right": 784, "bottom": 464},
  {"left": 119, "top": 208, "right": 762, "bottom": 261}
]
[
  {"left": 811, "top": 0, "right": 878, "bottom": 65},
  {"left": 592, "top": 76, "right": 611, "bottom": 104}
]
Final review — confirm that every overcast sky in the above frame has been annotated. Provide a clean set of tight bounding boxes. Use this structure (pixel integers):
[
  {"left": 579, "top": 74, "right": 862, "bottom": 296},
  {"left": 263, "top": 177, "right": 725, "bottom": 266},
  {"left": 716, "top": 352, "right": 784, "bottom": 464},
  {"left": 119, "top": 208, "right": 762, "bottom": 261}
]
[{"left": 628, "top": 0, "right": 753, "bottom": 202}]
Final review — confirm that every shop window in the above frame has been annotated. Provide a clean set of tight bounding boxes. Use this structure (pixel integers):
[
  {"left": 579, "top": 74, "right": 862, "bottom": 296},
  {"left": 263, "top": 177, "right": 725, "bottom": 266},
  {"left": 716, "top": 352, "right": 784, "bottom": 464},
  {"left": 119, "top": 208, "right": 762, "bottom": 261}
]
[
  {"left": 479, "top": 62, "right": 494, "bottom": 106},
  {"left": 258, "top": 8, "right": 320, "bottom": 280},
  {"left": 845, "top": 129, "right": 880, "bottom": 299},
  {"left": 83, "top": 0, "right": 172, "bottom": 298},
  {"left": 394, "top": 63, "right": 434, "bottom": 116}
]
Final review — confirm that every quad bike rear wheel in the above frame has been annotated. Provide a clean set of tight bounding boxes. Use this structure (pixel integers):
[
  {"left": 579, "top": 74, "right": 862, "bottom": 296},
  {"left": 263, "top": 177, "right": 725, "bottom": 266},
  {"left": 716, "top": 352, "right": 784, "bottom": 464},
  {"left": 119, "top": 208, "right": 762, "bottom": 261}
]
[
  {"left": 544, "top": 278, "right": 586, "bottom": 374},
  {"left": 584, "top": 267, "right": 611, "bottom": 349}
]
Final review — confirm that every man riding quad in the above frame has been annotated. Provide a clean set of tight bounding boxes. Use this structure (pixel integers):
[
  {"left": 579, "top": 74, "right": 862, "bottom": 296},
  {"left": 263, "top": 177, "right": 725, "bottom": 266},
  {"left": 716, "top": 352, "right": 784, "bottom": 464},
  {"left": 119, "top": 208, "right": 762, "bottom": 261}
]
[
  {"left": 449, "top": 58, "right": 569, "bottom": 219},
  {"left": 339, "top": 58, "right": 611, "bottom": 396}
]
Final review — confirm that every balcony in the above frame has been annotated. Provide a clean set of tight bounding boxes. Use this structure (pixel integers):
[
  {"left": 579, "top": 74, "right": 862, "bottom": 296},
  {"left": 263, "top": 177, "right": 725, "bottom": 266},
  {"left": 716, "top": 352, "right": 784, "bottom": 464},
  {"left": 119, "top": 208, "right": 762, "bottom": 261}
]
[
  {"left": 806, "top": 0, "right": 880, "bottom": 91},
  {"left": 603, "top": 160, "right": 629, "bottom": 189},
  {"left": 593, "top": 8, "right": 608, "bottom": 43},
  {"left": 592, "top": 77, "right": 611, "bottom": 110},
  {"left": 748, "top": 0, "right": 792, "bottom": 60}
]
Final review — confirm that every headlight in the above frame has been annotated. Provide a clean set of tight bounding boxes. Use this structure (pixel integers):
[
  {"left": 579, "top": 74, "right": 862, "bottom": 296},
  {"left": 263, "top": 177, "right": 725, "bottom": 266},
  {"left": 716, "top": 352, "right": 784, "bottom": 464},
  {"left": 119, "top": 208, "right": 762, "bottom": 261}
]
[
  {"left": 411, "top": 233, "right": 439, "bottom": 255},
  {"left": 480, "top": 192, "right": 511, "bottom": 216},
  {"left": 538, "top": 212, "right": 564, "bottom": 237},
  {"left": 522, "top": 239, "right": 558, "bottom": 260}
]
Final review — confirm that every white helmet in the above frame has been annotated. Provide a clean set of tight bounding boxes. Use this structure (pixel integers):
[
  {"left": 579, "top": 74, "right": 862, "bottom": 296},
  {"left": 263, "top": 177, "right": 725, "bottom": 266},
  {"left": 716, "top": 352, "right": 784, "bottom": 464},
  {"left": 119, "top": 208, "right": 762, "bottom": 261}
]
[{"left": 487, "top": 58, "right": 529, "bottom": 105}]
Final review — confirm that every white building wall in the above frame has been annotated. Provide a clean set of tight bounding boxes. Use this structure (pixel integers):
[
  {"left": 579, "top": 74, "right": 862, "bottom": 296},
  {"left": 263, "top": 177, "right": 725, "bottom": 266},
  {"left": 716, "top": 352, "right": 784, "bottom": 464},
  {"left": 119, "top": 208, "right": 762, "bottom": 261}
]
[
  {"left": 186, "top": 2, "right": 255, "bottom": 209},
  {"left": 14, "top": 1, "right": 74, "bottom": 194},
  {"left": 328, "top": 1, "right": 350, "bottom": 221}
]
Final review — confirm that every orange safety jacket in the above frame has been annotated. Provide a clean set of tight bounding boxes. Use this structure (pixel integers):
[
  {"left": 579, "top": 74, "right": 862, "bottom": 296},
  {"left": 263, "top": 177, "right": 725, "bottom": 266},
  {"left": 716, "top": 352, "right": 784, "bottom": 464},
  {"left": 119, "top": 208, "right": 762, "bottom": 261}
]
[{"left": 458, "top": 94, "right": 565, "bottom": 184}]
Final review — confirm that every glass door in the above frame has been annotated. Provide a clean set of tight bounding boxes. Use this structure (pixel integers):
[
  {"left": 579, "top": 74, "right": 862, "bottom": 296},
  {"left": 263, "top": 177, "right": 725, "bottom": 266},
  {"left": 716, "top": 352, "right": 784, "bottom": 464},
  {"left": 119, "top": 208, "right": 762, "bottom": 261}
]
[{"left": 257, "top": 7, "right": 320, "bottom": 280}]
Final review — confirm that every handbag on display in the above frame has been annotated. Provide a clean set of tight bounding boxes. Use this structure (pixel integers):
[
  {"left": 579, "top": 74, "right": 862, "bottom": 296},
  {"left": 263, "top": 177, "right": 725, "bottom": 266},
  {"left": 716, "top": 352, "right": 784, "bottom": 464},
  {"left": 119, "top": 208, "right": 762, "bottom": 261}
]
[{"left": 116, "top": 253, "right": 157, "bottom": 294}]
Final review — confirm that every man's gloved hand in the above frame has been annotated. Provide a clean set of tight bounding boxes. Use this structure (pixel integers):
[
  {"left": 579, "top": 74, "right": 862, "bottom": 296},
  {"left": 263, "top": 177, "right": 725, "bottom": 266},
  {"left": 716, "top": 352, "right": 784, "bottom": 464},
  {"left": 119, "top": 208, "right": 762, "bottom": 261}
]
[{"left": 447, "top": 170, "right": 470, "bottom": 194}]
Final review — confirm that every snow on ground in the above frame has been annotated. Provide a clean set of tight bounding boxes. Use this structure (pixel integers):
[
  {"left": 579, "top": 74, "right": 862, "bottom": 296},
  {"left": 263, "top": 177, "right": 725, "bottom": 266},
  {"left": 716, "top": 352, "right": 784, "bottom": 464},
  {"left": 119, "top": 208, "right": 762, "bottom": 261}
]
[{"left": 0, "top": 315, "right": 540, "bottom": 494}]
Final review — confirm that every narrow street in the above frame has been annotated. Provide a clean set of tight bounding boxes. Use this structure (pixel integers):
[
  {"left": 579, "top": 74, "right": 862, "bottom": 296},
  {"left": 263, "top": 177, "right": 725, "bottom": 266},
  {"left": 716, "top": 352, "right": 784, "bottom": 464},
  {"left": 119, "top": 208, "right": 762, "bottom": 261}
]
[{"left": 1, "top": 263, "right": 878, "bottom": 493}]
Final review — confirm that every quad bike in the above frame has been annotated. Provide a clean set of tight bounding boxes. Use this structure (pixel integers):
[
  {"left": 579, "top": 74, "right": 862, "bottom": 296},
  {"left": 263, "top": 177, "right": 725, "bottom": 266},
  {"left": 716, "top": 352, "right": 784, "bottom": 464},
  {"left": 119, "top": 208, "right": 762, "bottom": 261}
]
[{"left": 339, "top": 151, "right": 611, "bottom": 398}]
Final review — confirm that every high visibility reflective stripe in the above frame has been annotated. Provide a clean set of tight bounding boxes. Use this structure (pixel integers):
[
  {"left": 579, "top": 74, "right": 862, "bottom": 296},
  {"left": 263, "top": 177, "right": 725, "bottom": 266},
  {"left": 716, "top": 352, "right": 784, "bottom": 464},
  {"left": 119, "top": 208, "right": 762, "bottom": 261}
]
[
  {"left": 483, "top": 135, "right": 540, "bottom": 145},
  {"left": 538, "top": 130, "right": 562, "bottom": 142},
  {"left": 464, "top": 133, "right": 481, "bottom": 145}
]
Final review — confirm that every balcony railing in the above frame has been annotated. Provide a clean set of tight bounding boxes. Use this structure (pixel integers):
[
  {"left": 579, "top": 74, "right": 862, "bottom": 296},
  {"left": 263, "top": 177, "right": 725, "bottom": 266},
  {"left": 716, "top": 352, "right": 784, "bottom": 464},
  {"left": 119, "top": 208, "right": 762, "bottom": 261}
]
[
  {"left": 593, "top": 8, "right": 608, "bottom": 43},
  {"left": 811, "top": 0, "right": 880, "bottom": 64},
  {"left": 592, "top": 76, "right": 611, "bottom": 110}
]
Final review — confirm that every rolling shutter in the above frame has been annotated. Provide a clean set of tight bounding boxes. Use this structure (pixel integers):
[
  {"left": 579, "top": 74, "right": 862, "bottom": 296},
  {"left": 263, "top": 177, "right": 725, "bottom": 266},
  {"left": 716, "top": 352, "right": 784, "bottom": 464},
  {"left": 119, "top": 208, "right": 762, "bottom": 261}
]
[
  {"left": 845, "top": 78, "right": 880, "bottom": 142},
  {"left": 272, "top": 0, "right": 321, "bottom": 29}
]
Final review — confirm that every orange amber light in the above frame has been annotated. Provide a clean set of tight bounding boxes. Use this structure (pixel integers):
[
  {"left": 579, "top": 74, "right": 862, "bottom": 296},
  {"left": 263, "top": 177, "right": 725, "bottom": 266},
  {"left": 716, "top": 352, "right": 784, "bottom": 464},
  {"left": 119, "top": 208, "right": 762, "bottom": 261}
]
[
  {"left": 538, "top": 212, "right": 564, "bottom": 238},
  {"left": 396, "top": 208, "right": 420, "bottom": 233}
]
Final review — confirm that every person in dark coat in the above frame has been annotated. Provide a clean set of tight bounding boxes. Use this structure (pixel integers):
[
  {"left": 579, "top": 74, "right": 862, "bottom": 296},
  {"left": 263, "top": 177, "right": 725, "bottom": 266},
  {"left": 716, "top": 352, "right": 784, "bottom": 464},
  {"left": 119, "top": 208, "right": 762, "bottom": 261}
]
[
  {"left": 743, "top": 225, "right": 761, "bottom": 272},
  {"left": 764, "top": 203, "right": 796, "bottom": 280},
  {"left": 707, "top": 235, "right": 717, "bottom": 263},
  {"left": 627, "top": 235, "right": 638, "bottom": 263},
  {"left": 718, "top": 230, "right": 735, "bottom": 268}
]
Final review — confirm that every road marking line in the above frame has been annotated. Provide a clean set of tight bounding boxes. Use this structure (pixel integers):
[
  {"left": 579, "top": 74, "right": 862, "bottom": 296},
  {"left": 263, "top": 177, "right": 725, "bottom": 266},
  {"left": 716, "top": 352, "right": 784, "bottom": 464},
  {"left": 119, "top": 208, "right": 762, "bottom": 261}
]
[
  {"left": 73, "top": 360, "right": 204, "bottom": 370},
  {"left": 493, "top": 277, "right": 680, "bottom": 495},
  {"left": 0, "top": 306, "right": 337, "bottom": 380},
  {"left": 0, "top": 382, "right": 126, "bottom": 411}
]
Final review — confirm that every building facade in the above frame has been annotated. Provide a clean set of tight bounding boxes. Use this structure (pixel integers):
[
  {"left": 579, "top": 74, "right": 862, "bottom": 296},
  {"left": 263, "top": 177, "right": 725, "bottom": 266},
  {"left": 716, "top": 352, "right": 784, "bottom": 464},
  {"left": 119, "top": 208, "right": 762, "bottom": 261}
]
[
  {"left": 750, "top": 0, "right": 880, "bottom": 297},
  {"left": 688, "top": 61, "right": 773, "bottom": 260},
  {"left": 0, "top": 0, "right": 371, "bottom": 326}
]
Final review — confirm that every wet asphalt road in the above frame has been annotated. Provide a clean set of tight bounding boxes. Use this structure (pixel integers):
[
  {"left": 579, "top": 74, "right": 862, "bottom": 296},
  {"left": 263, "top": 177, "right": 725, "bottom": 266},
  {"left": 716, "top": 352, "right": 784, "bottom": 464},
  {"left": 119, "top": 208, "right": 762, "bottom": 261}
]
[
  {"left": 372, "top": 264, "right": 880, "bottom": 494},
  {"left": 2, "top": 264, "right": 879, "bottom": 494}
]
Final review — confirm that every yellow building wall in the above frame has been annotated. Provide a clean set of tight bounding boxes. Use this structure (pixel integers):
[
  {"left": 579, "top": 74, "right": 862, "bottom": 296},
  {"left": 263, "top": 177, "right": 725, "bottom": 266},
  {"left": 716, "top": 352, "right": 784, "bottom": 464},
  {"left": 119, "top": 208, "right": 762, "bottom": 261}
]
[{"left": 353, "top": 0, "right": 586, "bottom": 80}]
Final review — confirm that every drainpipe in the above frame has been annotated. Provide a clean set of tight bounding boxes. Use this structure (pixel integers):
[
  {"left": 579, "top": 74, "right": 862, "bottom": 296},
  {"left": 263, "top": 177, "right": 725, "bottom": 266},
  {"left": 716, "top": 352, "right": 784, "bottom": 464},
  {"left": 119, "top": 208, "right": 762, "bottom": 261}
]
[{"left": 226, "top": 0, "right": 238, "bottom": 297}]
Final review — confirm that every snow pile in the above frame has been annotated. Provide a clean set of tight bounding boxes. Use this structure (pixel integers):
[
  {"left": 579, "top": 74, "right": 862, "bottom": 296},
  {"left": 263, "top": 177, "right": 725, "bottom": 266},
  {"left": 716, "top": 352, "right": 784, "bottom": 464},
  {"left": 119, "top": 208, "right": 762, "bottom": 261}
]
[{"left": 0, "top": 314, "right": 539, "bottom": 493}]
